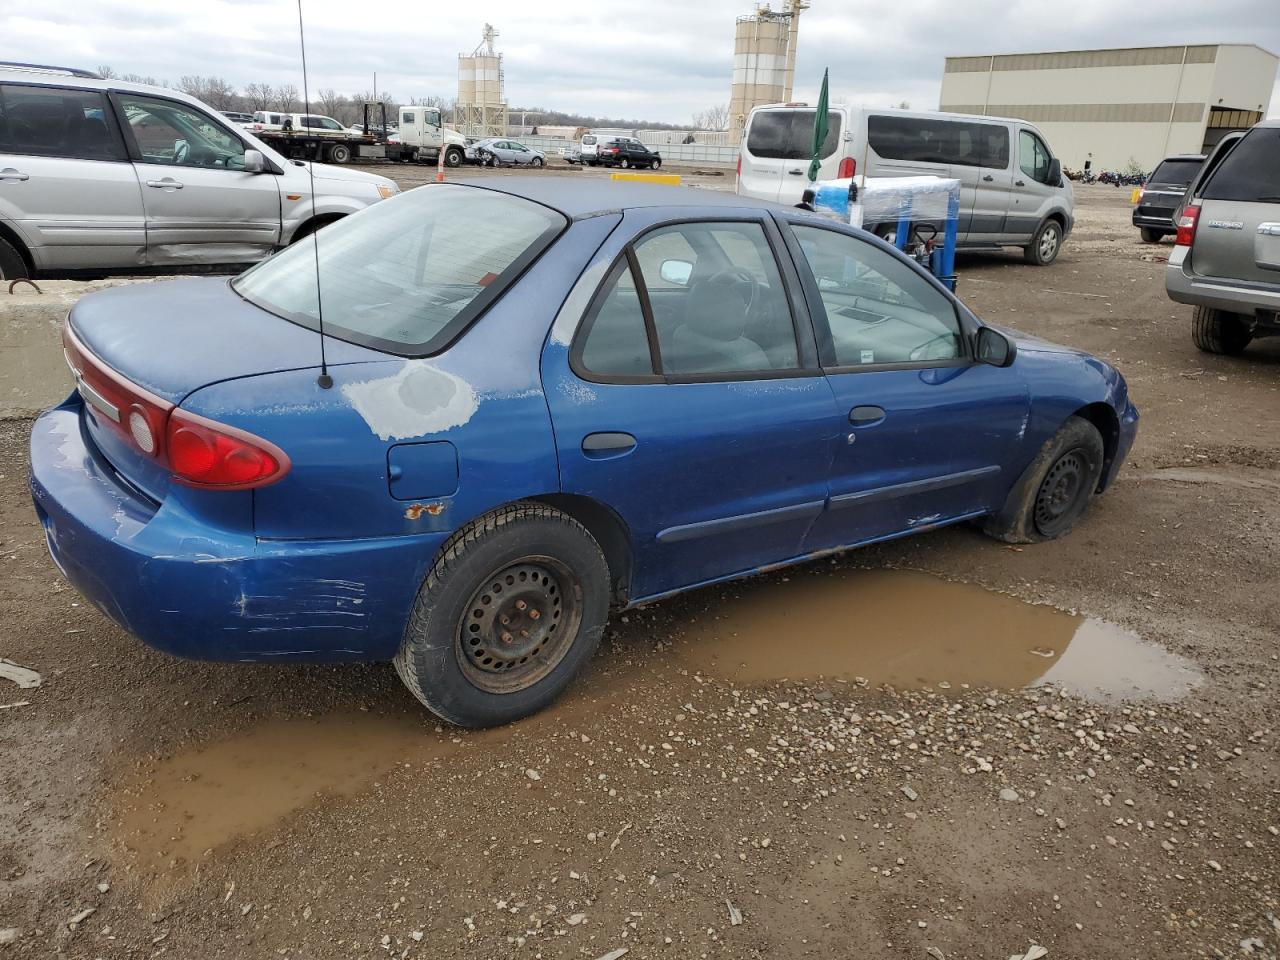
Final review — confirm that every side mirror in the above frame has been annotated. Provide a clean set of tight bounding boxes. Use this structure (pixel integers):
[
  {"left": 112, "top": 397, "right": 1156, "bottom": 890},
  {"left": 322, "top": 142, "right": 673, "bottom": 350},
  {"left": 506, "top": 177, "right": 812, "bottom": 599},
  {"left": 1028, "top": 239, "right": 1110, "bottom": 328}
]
[
  {"left": 976, "top": 326, "right": 1016, "bottom": 367},
  {"left": 243, "top": 149, "right": 265, "bottom": 174},
  {"left": 659, "top": 259, "right": 693, "bottom": 286},
  {"left": 1047, "top": 158, "right": 1062, "bottom": 186}
]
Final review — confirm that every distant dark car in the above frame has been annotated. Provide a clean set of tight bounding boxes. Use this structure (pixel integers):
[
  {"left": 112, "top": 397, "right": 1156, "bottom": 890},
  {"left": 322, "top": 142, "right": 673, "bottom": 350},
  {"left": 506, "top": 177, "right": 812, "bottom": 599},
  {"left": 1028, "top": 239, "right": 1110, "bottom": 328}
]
[
  {"left": 597, "top": 139, "right": 662, "bottom": 170},
  {"left": 1133, "top": 154, "right": 1204, "bottom": 242}
]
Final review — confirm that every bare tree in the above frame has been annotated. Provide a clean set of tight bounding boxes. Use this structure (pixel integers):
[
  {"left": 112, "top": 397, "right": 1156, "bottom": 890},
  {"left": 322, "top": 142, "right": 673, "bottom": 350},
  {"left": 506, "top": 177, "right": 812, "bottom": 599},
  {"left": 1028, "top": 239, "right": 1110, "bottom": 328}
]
[
  {"left": 274, "top": 84, "right": 299, "bottom": 112},
  {"left": 692, "top": 103, "right": 729, "bottom": 130},
  {"left": 318, "top": 88, "right": 346, "bottom": 119},
  {"left": 243, "top": 82, "right": 273, "bottom": 112},
  {"left": 96, "top": 65, "right": 117, "bottom": 79},
  {"left": 896, "top": 100, "right": 911, "bottom": 109},
  {"left": 203, "top": 77, "right": 236, "bottom": 110}
]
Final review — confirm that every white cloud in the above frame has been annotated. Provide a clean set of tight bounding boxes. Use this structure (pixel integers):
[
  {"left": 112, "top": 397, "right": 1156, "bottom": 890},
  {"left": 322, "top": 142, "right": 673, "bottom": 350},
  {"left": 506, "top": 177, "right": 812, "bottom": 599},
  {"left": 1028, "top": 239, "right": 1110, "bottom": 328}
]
[{"left": 7, "top": 0, "right": 1279, "bottom": 123}]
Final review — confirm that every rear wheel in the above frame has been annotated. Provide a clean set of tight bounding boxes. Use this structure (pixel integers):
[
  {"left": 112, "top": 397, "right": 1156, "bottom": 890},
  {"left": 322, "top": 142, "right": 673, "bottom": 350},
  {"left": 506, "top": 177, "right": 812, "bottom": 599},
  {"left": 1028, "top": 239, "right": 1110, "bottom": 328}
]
[
  {"left": 327, "top": 143, "right": 352, "bottom": 164},
  {"left": 620, "top": 157, "right": 631, "bottom": 169},
  {"left": 0, "top": 236, "right": 29, "bottom": 281},
  {"left": 1192, "top": 304, "right": 1252, "bottom": 355},
  {"left": 982, "top": 417, "right": 1105, "bottom": 543},
  {"left": 1023, "top": 218, "right": 1063, "bottom": 265},
  {"left": 1139, "top": 227, "right": 1164, "bottom": 243},
  {"left": 394, "top": 503, "right": 610, "bottom": 728}
]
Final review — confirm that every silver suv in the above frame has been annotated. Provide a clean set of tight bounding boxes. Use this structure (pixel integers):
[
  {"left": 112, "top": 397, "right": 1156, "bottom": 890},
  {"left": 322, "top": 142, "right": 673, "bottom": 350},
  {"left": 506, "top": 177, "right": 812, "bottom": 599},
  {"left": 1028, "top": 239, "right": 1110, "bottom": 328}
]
[
  {"left": 1166, "top": 120, "right": 1280, "bottom": 355},
  {"left": 0, "top": 62, "right": 398, "bottom": 280}
]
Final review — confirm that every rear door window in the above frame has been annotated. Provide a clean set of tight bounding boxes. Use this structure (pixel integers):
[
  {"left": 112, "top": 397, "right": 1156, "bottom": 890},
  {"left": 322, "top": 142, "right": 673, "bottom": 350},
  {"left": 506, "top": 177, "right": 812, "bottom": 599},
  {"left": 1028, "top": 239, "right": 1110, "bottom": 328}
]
[
  {"left": 868, "top": 115, "right": 954, "bottom": 164},
  {"left": 0, "top": 84, "right": 125, "bottom": 161},
  {"left": 746, "top": 110, "right": 842, "bottom": 160},
  {"left": 1201, "top": 127, "right": 1280, "bottom": 203}
]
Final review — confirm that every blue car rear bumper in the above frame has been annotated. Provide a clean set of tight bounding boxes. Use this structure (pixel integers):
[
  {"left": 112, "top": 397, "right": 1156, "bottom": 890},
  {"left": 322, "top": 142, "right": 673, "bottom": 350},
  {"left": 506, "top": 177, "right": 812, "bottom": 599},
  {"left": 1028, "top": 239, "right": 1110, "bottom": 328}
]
[{"left": 29, "top": 403, "right": 443, "bottom": 663}]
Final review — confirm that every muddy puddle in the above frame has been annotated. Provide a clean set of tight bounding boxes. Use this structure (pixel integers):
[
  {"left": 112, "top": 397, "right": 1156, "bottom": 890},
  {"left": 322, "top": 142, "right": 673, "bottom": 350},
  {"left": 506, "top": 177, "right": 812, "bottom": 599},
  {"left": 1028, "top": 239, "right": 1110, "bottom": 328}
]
[{"left": 677, "top": 569, "right": 1202, "bottom": 701}]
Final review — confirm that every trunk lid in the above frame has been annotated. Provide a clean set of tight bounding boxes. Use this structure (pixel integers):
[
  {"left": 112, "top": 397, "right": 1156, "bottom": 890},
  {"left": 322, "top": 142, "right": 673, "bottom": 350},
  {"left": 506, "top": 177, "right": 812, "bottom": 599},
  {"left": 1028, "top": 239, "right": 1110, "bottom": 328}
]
[
  {"left": 67, "top": 276, "right": 384, "bottom": 501},
  {"left": 1191, "top": 126, "right": 1280, "bottom": 284}
]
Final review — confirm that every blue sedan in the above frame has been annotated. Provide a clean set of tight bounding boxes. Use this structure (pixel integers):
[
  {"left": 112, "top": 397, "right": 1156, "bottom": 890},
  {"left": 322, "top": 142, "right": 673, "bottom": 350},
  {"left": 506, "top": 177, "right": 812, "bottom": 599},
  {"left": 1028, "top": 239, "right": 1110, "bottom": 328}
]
[{"left": 30, "top": 179, "right": 1138, "bottom": 728}]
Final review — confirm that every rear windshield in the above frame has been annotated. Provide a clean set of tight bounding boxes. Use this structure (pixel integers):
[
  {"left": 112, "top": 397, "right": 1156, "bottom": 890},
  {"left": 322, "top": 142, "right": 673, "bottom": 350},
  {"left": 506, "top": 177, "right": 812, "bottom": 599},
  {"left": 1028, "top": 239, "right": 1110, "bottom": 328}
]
[
  {"left": 1149, "top": 157, "right": 1202, "bottom": 187},
  {"left": 233, "top": 185, "right": 567, "bottom": 357},
  {"left": 582, "top": 135, "right": 597, "bottom": 144},
  {"left": 1201, "top": 127, "right": 1280, "bottom": 203},
  {"left": 746, "top": 110, "right": 843, "bottom": 160}
]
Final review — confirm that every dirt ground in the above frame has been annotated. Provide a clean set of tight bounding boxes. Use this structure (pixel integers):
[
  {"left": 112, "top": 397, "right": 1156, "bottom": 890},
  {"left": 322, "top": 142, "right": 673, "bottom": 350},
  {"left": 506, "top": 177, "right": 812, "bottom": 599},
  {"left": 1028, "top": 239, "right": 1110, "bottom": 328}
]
[{"left": 1, "top": 175, "right": 1278, "bottom": 960}]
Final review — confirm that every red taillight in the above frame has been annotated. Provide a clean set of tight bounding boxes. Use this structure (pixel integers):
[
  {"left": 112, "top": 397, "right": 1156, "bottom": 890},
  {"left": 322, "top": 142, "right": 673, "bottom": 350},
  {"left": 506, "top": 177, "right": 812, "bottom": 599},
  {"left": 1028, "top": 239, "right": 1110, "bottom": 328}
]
[
  {"left": 736, "top": 153, "right": 742, "bottom": 179},
  {"left": 1175, "top": 204, "right": 1200, "bottom": 247},
  {"left": 63, "top": 323, "right": 290, "bottom": 491},
  {"left": 838, "top": 157, "right": 855, "bottom": 179},
  {"left": 165, "top": 410, "right": 290, "bottom": 489}
]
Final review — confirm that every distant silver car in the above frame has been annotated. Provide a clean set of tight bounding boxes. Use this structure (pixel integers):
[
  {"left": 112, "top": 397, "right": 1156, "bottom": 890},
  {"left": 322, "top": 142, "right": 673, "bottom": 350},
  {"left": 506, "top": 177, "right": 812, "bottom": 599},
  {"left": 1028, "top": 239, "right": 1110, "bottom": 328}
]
[
  {"left": 465, "top": 138, "right": 546, "bottom": 168},
  {"left": 0, "top": 62, "right": 398, "bottom": 280},
  {"left": 1165, "top": 120, "right": 1280, "bottom": 355}
]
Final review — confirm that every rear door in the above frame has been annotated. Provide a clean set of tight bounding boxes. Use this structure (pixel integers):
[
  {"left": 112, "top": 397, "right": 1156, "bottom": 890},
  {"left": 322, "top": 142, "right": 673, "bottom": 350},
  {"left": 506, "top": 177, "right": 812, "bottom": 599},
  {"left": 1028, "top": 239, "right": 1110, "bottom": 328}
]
[
  {"left": 542, "top": 210, "right": 836, "bottom": 601},
  {"left": 1191, "top": 126, "right": 1280, "bottom": 283},
  {"left": 740, "top": 107, "right": 845, "bottom": 204},
  {"left": 113, "top": 91, "right": 282, "bottom": 265},
  {"left": 0, "top": 83, "right": 145, "bottom": 271}
]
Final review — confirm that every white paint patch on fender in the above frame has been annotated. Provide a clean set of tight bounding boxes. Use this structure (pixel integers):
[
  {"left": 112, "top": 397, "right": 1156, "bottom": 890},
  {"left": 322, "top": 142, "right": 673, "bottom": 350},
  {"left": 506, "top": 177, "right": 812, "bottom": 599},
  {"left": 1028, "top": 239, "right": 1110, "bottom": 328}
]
[{"left": 342, "top": 362, "right": 478, "bottom": 441}]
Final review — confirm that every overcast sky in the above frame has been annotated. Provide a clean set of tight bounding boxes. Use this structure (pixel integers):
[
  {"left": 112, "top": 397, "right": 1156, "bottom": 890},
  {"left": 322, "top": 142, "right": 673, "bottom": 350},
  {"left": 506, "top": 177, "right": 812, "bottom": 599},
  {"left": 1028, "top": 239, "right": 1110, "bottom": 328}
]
[{"left": 9, "top": 0, "right": 1280, "bottom": 123}]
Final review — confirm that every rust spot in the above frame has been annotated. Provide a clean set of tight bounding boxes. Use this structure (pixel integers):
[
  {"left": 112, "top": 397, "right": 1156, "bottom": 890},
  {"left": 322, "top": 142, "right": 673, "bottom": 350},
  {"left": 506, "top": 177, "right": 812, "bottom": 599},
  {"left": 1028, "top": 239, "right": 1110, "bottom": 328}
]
[{"left": 404, "top": 503, "right": 445, "bottom": 520}]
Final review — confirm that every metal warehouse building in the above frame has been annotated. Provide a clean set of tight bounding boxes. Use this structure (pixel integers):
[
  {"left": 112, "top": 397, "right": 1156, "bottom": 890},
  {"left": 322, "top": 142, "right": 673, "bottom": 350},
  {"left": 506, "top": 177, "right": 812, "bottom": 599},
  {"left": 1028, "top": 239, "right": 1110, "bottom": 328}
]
[{"left": 939, "top": 44, "right": 1278, "bottom": 172}]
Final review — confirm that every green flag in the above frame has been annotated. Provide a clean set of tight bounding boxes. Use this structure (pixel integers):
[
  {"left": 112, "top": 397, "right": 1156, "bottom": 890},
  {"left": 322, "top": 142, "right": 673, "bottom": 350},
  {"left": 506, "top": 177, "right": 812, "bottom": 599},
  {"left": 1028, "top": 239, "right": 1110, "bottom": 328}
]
[{"left": 807, "top": 68, "right": 829, "bottom": 182}]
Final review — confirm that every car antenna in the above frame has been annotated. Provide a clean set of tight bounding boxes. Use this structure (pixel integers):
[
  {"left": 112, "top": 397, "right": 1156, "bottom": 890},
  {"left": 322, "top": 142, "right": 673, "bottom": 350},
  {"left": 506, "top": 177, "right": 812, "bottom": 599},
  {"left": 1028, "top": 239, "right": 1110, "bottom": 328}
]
[{"left": 296, "top": 0, "right": 332, "bottom": 389}]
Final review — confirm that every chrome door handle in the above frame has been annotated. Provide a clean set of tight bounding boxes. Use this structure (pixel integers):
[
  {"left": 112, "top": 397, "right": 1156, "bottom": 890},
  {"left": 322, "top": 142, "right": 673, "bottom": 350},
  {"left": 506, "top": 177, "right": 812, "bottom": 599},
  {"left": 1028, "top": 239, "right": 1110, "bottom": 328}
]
[
  {"left": 0, "top": 168, "right": 29, "bottom": 181},
  {"left": 146, "top": 179, "right": 183, "bottom": 189}
]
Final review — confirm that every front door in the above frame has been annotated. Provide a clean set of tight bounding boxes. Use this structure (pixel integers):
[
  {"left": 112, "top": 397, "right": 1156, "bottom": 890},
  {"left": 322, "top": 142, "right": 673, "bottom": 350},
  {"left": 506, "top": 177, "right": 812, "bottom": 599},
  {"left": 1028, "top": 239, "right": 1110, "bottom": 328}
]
[
  {"left": 113, "top": 91, "right": 281, "bottom": 265},
  {"left": 778, "top": 216, "right": 1030, "bottom": 549},
  {"left": 543, "top": 212, "right": 836, "bottom": 601},
  {"left": 1009, "top": 128, "right": 1057, "bottom": 244},
  {"left": 0, "top": 83, "right": 145, "bottom": 271}
]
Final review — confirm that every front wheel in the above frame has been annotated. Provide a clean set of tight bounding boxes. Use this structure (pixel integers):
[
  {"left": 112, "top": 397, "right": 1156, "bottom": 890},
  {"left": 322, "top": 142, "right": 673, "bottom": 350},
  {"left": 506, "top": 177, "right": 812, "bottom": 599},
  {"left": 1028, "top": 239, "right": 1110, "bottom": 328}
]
[
  {"left": 1139, "top": 227, "right": 1163, "bottom": 243},
  {"left": 394, "top": 503, "right": 610, "bottom": 728},
  {"left": 531, "top": 156, "right": 544, "bottom": 168},
  {"left": 982, "top": 417, "right": 1105, "bottom": 543},
  {"left": 444, "top": 147, "right": 464, "bottom": 168},
  {"left": 1192, "top": 304, "right": 1252, "bottom": 355},
  {"left": 651, "top": 159, "right": 661, "bottom": 169},
  {"left": 1024, "top": 219, "right": 1063, "bottom": 265}
]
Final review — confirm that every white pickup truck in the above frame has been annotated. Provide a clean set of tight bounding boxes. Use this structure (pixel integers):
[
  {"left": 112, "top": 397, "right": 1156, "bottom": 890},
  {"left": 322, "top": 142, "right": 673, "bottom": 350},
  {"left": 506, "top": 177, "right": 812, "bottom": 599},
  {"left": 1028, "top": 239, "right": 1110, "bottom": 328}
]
[{"left": 386, "top": 106, "right": 469, "bottom": 168}]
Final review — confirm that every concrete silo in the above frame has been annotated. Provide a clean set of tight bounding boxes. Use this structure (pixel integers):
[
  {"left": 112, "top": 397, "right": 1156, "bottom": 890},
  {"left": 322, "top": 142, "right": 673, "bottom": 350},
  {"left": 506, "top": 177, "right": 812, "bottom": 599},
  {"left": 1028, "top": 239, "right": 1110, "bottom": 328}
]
[
  {"left": 729, "top": 1, "right": 808, "bottom": 138},
  {"left": 457, "top": 24, "right": 509, "bottom": 138}
]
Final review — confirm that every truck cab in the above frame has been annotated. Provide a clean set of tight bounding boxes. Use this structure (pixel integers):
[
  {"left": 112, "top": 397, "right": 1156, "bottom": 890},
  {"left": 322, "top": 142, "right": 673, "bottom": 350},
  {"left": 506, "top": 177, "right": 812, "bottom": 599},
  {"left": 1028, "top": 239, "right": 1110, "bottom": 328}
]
[{"left": 397, "top": 106, "right": 467, "bottom": 167}]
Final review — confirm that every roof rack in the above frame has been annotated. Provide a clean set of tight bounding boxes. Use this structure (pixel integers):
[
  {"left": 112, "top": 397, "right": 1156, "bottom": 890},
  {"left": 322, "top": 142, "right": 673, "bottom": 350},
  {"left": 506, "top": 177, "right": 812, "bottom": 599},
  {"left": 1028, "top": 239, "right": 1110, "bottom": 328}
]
[{"left": 0, "top": 61, "right": 100, "bottom": 79}]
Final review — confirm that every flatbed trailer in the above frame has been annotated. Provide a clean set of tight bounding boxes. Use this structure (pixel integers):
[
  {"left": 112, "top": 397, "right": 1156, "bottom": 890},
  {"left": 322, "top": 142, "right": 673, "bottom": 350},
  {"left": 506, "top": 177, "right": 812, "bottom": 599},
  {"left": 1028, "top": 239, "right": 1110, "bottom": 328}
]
[{"left": 255, "top": 103, "right": 395, "bottom": 165}]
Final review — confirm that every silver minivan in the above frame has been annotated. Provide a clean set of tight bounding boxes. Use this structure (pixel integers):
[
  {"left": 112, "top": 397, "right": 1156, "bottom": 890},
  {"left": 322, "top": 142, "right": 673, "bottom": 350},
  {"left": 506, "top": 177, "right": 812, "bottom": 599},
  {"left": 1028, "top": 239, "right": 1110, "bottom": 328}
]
[
  {"left": 737, "top": 105, "right": 1074, "bottom": 265},
  {"left": 0, "top": 63, "right": 398, "bottom": 280}
]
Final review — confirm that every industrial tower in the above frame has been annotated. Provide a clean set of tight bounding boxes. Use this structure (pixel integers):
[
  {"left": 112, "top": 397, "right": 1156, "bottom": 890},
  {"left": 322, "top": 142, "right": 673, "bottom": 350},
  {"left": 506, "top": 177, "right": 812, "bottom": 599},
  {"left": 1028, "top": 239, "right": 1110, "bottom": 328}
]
[
  {"left": 728, "top": 1, "right": 809, "bottom": 138},
  {"left": 457, "top": 24, "right": 509, "bottom": 138}
]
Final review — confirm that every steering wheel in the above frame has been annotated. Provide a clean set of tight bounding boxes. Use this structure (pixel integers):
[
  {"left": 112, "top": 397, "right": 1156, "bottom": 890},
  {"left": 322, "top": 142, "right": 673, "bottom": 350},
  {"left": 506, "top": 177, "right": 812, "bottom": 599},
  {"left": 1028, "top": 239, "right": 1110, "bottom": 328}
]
[
  {"left": 173, "top": 139, "right": 190, "bottom": 164},
  {"left": 707, "top": 267, "right": 759, "bottom": 314}
]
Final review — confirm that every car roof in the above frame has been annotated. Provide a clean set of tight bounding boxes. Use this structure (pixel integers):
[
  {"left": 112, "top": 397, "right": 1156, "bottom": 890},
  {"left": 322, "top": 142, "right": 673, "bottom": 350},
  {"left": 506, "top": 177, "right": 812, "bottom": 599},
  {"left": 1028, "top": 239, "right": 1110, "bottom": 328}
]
[{"left": 452, "top": 177, "right": 785, "bottom": 220}]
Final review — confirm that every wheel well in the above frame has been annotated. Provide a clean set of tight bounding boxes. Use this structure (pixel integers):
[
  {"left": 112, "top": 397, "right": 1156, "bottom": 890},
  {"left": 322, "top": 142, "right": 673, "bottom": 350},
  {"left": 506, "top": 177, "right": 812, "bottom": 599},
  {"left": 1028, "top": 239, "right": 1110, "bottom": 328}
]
[
  {"left": 1072, "top": 402, "right": 1119, "bottom": 490},
  {"left": 289, "top": 213, "right": 345, "bottom": 244},
  {"left": 530, "top": 493, "right": 633, "bottom": 605},
  {"left": 1047, "top": 211, "right": 1067, "bottom": 231},
  {"left": 0, "top": 222, "right": 35, "bottom": 274}
]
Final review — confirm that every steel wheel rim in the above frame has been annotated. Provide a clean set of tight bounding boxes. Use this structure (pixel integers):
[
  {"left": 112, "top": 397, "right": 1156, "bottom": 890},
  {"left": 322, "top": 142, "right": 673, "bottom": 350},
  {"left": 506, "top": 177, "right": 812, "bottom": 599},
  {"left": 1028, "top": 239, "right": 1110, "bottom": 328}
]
[
  {"left": 456, "top": 557, "right": 582, "bottom": 694},
  {"left": 1039, "top": 225, "right": 1060, "bottom": 260},
  {"left": 1033, "top": 449, "right": 1088, "bottom": 536}
]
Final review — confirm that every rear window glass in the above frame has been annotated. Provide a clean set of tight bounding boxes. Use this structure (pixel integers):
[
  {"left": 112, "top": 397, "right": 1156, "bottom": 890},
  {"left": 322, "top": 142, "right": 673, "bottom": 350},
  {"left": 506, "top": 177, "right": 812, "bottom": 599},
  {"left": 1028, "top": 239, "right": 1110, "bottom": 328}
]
[
  {"left": 233, "top": 185, "right": 567, "bottom": 357},
  {"left": 1201, "top": 127, "right": 1280, "bottom": 203},
  {"left": 582, "top": 135, "right": 597, "bottom": 144},
  {"left": 746, "top": 110, "right": 843, "bottom": 160},
  {"left": 1150, "top": 158, "right": 1202, "bottom": 186}
]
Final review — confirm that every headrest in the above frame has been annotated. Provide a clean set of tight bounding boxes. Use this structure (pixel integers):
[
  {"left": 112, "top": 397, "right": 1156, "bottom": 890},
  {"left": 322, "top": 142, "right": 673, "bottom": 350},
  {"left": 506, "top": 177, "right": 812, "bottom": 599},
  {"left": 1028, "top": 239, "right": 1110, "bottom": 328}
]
[{"left": 684, "top": 275, "right": 748, "bottom": 342}]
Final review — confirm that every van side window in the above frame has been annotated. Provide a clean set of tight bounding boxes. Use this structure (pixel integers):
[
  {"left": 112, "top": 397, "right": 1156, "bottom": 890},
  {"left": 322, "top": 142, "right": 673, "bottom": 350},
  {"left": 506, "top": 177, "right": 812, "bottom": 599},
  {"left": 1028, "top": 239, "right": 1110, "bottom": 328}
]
[
  {"left": 0, "top": 85, "right": 124, "bottom": 162},
  {"left": 1019, "top": 130, "right": 1052, "bottom": 184},
  {"left": 868, "top": 115, "right": 952, "bottom": 165}
]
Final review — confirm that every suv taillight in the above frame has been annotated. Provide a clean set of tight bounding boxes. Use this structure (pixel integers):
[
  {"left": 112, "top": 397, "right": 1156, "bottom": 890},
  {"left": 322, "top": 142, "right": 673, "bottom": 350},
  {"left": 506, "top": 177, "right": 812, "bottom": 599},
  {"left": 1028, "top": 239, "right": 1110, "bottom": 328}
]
[
  {"left": 838, "top": 157, "right": 855, "bottom": 179},
  {"left": 63, "top": 323, "right": 290, "bottom": 491},
  {"left": 1175, "top": 204, "right": 1200, "bottom": 247}
]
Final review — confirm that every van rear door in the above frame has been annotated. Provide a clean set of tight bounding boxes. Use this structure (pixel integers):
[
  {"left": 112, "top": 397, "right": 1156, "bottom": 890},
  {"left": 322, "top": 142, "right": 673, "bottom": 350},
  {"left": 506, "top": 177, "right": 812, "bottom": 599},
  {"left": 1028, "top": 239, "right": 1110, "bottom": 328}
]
[{"left": 740, "top": 107, "right": 845, "bottom": 204}]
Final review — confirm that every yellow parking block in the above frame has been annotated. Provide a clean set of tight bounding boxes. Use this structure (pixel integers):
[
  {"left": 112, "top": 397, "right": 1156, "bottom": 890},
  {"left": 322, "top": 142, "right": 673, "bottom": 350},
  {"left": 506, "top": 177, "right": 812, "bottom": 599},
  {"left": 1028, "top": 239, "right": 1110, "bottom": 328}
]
[{"left": 610, "top": 172, "right": 682, "bottom": 185}]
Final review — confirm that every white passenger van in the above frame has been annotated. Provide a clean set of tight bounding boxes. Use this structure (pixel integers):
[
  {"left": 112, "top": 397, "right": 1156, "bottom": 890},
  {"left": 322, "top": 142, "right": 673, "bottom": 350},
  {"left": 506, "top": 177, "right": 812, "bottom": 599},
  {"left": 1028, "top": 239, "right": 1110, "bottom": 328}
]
[{"left": 738, "top": 104, "right": 1075, "bottom": 265}]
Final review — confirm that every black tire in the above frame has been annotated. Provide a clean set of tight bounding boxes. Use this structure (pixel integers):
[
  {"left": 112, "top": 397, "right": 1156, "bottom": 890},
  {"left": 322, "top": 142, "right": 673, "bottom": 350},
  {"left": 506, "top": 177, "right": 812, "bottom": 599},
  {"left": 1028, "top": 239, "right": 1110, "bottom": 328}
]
[
  {"left": 619, "top": 157, "right": 631, "bottom": 169},
  {"left": 1023, "top": 218, "right": 1063, "bottom": 265},
  {"left": 531, "top": 156, "right": 544, "bottom": 168},
  {"left": 0, "top": 236, "right": 29, "bottom": 281},
  {"left": 651, "top": 159, "right": 661, "bottom": 170},
  {"left": 393, "top": 502, "right": 610, "bottom": 728},
  {"left": 1139, "top": 227, "right": 1163, "bottom": 243},
  {"left": 982, "top": 417, "right": 1105, "bottom": 544},
  {"left": 444, "top": 147, "right": 464, "bottom": 168},
  {"left": 1191, "top": 304, "right": 1252, "bottom": 355},
  {"left": 327, "top": 143, "right": 351, "bottom": 164}
]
